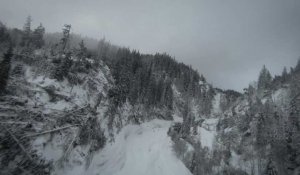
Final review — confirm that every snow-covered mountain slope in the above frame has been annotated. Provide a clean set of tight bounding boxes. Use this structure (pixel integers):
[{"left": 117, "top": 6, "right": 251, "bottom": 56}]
[
  {"left": 55, "top": 119, "right": 192, "bottom": 175},
  {"left": 1, "top": 52, "right": 200, "bottom": 175},
  {"left": 1, "top": 23, "right": 299, "bottom": 174}
]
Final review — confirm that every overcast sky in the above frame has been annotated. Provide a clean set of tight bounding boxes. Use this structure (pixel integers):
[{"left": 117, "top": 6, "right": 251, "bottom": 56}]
[{"left": 1, "top": 0, "right": 300, "bottom": 91}]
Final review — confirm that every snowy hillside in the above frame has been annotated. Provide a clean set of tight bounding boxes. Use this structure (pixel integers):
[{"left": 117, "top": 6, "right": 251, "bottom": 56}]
[{"left": 0, "top": 32, "right": 216, "bottom": 174}]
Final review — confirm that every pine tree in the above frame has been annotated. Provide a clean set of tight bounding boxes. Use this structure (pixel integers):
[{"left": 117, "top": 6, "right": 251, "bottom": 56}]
[
  {"left": 182, "top": 102, "right": 192, "bottom": 137},
  {"left": 258, "top": 65, "right": 273, "bottom": 91},
  {"left": 295, "top": 58, "right": 300, "bottom": 73},
  {"left": 20, "top": 16, "right": 32, "bottom": 47},
  {"left": 54, "top": 52, "right": 73, "bottom": 81},
  {"left": 77, "top": 40, "right": 87, "bottom": 60},
  {"left": 200, "top": 74, "right": 206, "bottom": 82},
  {"left": 0, "top": 22, "right": 11, "bottom": 46},
  {"left": 281, "top": 66, "right": 288, "bottom": 82},
  {"left": 264, "top": 159, "right": 278, "bottom": 175},
  {"left": 201, "top": 85, "right": 214, "bottom": 115},
  {"left": 0, "top": 46, "right": 13, "bottom": 94},
  {"left": 164, "top": 81, "right": 173, "bottom": 110},
  {"left": 32, "top": 23, "right": 45, "bottom": 48},
  {"left": 286, "top": 73, "right": 300, "bottom": 173},
  {"left": 60, "top": 24, "right": 71, "bottom": 53}
]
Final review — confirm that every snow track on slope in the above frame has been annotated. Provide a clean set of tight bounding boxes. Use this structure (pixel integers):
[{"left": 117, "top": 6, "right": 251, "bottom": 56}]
[{"left": 87, "top": 119, "right": 192, "bottom": 175}]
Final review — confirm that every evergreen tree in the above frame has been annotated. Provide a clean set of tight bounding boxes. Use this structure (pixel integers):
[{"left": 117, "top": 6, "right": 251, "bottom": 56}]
[
  {"left": 200, "top": 74, "right": 206, "bottom": 82},
  {"left": 54, "top": 52, "right": 73, "bottom": 81},
  {"left": 295, "top": 58, "right": 300, "bottom": 73},
  {"left": 32, "top": 23, "right": 45, "bottom": 48},
  {"left": 286, "top": 73, "right": 300, "bottom": 173},
  {"left": 0, "top": 46, "right": 13, "bottom": 94},
  {"left": 0, "top": 22, "right": 11, "bottom": 45},
  {"left": 281, "top": 66, "right": 288, "bottom": 82},
  {"left": 201, "top": 85, "right": 214, "bottom": 115},
  {"left": 60, "top": 24, "right": 71, "bottom": 53},
  {"left": 264, "top": 159, "right": 278, "bottom": 175},
  {"left": 20, "top": 16, "right": 32, "bottom": 47},
  {"left": 164, "top": 81, "right": 173, "bottom": 110},
  {"left": 258, "top": 65, "right": 273, "bottom": 91},
  {"left": 182, "top": 102, "right": 192, "bottom": 136},
  {"left": 76, "top": 40, "right": 88, "bottom": 60}
]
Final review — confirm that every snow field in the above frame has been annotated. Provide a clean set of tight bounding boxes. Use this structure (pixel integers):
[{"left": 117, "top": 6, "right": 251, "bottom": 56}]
[{"left": 87, "top": 119, "right": 192, "bottom": 175}]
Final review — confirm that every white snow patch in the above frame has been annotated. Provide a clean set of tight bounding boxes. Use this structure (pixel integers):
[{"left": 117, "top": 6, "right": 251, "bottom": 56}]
[
  {"left": 32, "top": 131, "right": 70, "bottom": 162},
  {"left": 199, "top": 80, "right": 205, "bottom": 85},
  {"left": 212, "top": 93, "right": 221, "bottom": 115},
  {"left": 261, "top": 98, "right": 267, "bottom": 104},
  {"left": 224, "top": 127, "right": 232, "bottom": 133},
  {"left": 85, "top": 119, "right": 192, "bottom": 175},
  {"left": 196, "top": 118, "right": 218, "bottom": 149},
  {"left": 272, "top": 88, "right": 289, "bottom": 107},
  {"left": 173, "top": 114, "right": 183, "bottom": 123},
  {"left": 198, "top": 127, "right": 216, "bottom": 149},
  {"left": 172, "top": 84, "right": 181, "bottom": 98},
  {"left": 24, "top": 66, "right": 109, "bottom": 112}
]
